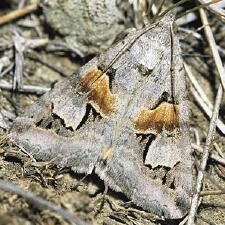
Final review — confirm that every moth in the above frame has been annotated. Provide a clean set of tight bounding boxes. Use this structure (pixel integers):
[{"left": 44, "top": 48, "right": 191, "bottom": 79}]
[{"left": 9, "top": 12, "right": 192, "bottom": 219}]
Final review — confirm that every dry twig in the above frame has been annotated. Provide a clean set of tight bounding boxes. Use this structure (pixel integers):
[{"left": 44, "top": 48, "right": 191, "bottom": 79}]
[
  {"left": 0, "top": 63, "right": 14, "bottom": 78},
  {"left": 187, "top": 7, "right": 225, "bottom": 225},
  {"left": 198, "top": 0, "right": 225, "bottom": 21},
  {"left": 200, "top": 190, "right": 225, "bottom": 196},
  {"left": 1, "top": 109, "right": 16, "bottom": 121},
  {"left": 213, "top": 142, "right": 224, "bottom": 158},
  {"left": 0, "top": 4, "right": 39, "bottom": 26},
  {"left": 0, "top": 56, "right": 11, "bottom": 74},
  {"left": 199, "top": 7, "right": 225, "bottom": 90},
  {"left": 0, "top": 112, "right": 7, "bottom": 129},
  {"left": 188, "top": 84, "right": 223, "bottom": 224},
  {"left": 184, "top": 63, "right": 225, "bottom": 134},
  {"left": 13, "top": 30, "right": 25, "bottom": 90},
  {"left": 0, "top": 6, "right": 46, "bottom": 91},
  {"left": 0, "top": 179, "right": 90, "bottom": 225},
  {"left": 0, "top": 80, "right": 50, "bottom": 95},
  {"left": 18, "top": 0, "right": 27, "bottom": 9},
  {"left": 27, "top": 50, "right": 70, "bottom": 77},
  {"left": 12, "top": 30, "right": 49, "bottom": 90}
]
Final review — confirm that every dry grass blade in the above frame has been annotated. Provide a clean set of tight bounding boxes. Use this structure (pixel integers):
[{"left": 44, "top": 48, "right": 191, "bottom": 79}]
[
  {"left": 198, "top": 0, "right": 225, "bottom": 21},
  {"left": 13, "top": 30, "right": 25, "bottom": 90},
  {"left": 184, "top": 62, "right": 213, "bottom": 108},
  {"left": 0, "top": 179, "right": 91, "bottom": 225},
  {"left": 131, "top": 0, "right": 151, "bottom": 28},
  {"left": 213, "top": 142, "right": 224, "bottom": 158},
  {"left": 200, "top": 190, "right": 225, "bottom": 196},
  {"left": 184, "top": 63, "right": 225, "bottom": 134},
  {"left": 187, "top": 7, "right": 225, "bottom": 224},
  {"left": 0, "top": 63, "right": 14, "bottom": 79},
  {"left": 177, "top": 0, "right": 223, "bottom": 20},
  {"left": 12, "top": 30, "right": 49, "bottom": 90},
  {"left": 188, "top": 84, "right": 223, "bottom": 224},
  {"left": 199, "top": 8, "right": 225, "bottom": 90}
]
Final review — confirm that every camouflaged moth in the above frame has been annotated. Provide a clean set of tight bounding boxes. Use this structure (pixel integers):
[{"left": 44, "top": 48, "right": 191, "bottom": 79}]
[{"left": 9, "top": 12, "right": 192, "bottom": 219}]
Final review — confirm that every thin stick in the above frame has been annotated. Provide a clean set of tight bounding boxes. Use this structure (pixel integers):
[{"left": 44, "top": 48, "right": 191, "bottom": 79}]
[
  {"left": 13, "top": 30, "right": 25, "bottom": 90},
  {"left": 152, "top": 0, "right": 166, "bottom": 22},
  {"left": 176, "top": 0, "right": 223, "bottom": 20},
  {"left": 27, "top": 50, "right": 70, "bottom": 77},
  {"left": 199, "top": 7, "right": 225, "bottom": 90},
  {"left": 18, "top": 0, "right": 27, "bottom": 9},
  {"left": 192, "top": 143, "right": 225, "bottom": 166},
  {"left": 159, "top": 0, "right": 192, "bottom": 17},
  {"left": 179, "top": 216, "right": 188, "bottom": 225},
  {"left": 0, "top": 112, "right": 7, "bottom": 129},
  {"left": 0, "top": 4, "right": 39, "bottom": 26},
  {"left": 185, "top": 63, "right": 225, "bottom": 134},
  {"left": 1, "top": 109, "right": 16, "bottom": 120},
  {"left": 0, "top": 80, "right": 50, "bottom": 94},
  {"left": 213, "top": 142, "right": 224, "bottom": 158},
  {"left": 200, "top": 190, "right": 225, "bottom": 197},
  {"left": 191, "top": 128, "right": 201, "bottom": 145},
  {"left": 198, "top": 0, "right": 225, "bottom": 22},
  {"left": 188, "top": 84, "right": 223, "bottom": 225},
  {"left": 190, "top": 86, "right": 225, "bottom": 135},
  {"left": 0, "top": 180, "right": 90, "bottom": 225},
  {"left": 184, "top": 62, "right": 213, "bottom": 110},
  {"left": 0, "top": 63, "right": 14, "bottom": 78},
  {"left": 187, "top": 9, "right": 224, "bottom": 223}
]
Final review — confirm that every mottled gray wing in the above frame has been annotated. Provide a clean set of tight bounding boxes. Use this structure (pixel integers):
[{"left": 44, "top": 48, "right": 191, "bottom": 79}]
[{"left": 9, "top": 12, "right": 192, "bottom": 219}]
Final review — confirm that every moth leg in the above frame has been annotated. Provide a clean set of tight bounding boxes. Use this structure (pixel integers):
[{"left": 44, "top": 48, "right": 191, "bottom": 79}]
[{"left": 93, "top": 180, "right": 109, "bottom": 215}]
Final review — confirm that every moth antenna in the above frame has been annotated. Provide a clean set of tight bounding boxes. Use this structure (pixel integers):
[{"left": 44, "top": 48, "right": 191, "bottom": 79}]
[{"left": 169, "top": 22, "right": 177, "bottom": 105}]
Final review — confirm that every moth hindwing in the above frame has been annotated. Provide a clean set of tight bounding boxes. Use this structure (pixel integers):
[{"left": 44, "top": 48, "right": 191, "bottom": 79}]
[{"left": 10, "top": 12, "right": 192, "bottom": 219}]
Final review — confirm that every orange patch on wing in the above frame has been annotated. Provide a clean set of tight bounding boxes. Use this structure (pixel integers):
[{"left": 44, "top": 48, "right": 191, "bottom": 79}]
[
  {"left": 79, "top": 68, "right": 116, "bottom": 117},
  {"left": 134, "top": 102, "right": 180, "bottom": 134}
]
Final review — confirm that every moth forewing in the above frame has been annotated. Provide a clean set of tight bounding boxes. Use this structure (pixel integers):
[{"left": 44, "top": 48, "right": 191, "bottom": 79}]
[{"left": 9, "top": 12, "right": 192, "bottom": 219}]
